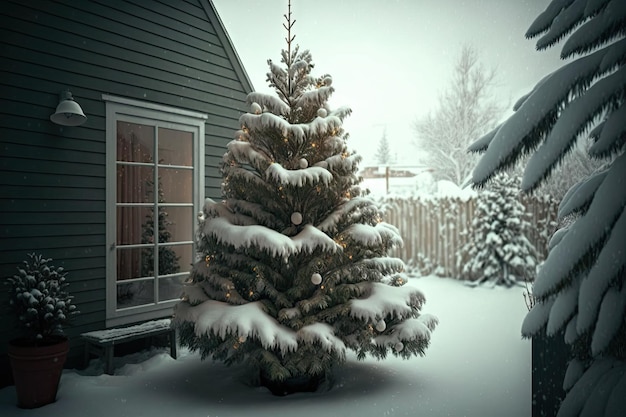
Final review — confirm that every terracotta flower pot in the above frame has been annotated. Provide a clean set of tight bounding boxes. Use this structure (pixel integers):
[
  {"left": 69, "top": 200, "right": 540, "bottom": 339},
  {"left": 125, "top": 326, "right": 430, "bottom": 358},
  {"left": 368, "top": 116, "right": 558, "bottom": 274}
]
[{"left": 8, "top": 336, "right": 69, "bottom": 409}]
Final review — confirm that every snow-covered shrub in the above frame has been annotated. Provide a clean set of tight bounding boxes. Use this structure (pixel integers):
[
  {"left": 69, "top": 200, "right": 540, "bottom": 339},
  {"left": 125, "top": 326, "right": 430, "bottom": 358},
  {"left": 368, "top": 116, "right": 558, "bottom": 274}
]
[
  {"left": 459, "top": 172, "right": 537, "bottom": 287},
  {"left": 405, "top": 253, "right": 437, "bottom": 277},
  {"left": 6, "top": 253, "right": 79, "bottom": 342}
]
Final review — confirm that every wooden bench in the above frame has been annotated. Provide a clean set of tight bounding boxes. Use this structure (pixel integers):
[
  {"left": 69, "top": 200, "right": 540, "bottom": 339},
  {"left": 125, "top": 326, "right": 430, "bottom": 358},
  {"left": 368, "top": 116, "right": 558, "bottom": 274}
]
[{"left": 81, "top": 318, "right": 177, "bottom": 375}]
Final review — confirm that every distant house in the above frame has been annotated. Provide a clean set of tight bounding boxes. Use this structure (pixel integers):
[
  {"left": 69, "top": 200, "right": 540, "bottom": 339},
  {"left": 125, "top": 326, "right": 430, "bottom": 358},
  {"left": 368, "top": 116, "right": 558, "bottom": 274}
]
[
  {"left": 359, "top": 165, "right": 434, "bottom": 196},
  {"left": 0, "top": 0, "right": 253, "bottom": 384}
]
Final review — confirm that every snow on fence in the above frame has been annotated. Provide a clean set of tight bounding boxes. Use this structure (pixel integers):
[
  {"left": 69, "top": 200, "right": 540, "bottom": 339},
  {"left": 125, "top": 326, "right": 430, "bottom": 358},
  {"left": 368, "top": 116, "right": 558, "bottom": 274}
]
[{"left": 381, "top": 195, "right": 559, "bottom": 278}]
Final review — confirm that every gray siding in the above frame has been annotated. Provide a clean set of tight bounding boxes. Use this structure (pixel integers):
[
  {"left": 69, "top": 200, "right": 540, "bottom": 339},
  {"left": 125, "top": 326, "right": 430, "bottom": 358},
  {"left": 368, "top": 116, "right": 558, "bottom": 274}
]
[{"left": 0, "top": 0, "right": 252, "bottom": 372}]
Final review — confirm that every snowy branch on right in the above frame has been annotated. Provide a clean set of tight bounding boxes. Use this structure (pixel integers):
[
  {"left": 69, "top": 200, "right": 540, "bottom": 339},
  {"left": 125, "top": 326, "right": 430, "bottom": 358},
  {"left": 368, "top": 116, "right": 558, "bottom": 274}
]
[{"left": 468, "top": 1, "right": 626, "bottom": 416}]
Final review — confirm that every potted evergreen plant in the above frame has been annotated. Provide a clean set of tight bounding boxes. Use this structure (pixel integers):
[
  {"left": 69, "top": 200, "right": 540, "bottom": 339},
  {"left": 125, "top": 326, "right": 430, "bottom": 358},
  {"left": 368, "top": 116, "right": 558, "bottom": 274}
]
[{"left": 5, "top": 253, "right": 79, "bottom": 408}]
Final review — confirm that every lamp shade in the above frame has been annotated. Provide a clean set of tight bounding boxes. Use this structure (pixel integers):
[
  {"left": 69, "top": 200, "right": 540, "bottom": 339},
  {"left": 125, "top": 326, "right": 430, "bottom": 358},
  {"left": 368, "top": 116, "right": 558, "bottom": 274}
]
[{"left": 50, "top": 90, "right": 87, "bottom": 126}]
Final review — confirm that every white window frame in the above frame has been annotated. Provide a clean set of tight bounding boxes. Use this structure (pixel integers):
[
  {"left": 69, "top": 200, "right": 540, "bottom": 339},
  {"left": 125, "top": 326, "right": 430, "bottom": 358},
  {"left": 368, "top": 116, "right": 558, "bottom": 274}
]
[{"left": 104, "top": 94, "right": 206, "bottom": 327}]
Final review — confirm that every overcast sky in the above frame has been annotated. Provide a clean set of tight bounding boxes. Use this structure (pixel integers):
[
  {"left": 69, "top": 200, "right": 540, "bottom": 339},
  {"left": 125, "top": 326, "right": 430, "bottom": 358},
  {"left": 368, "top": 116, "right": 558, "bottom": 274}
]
[{"left": 211, "top": 0, "right": 565, "bottom": 166}]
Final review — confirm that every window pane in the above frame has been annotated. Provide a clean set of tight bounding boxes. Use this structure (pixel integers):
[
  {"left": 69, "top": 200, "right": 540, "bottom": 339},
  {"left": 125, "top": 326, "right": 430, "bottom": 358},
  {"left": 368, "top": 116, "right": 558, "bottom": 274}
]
[
  {"left": 160, "top": 206, "right": 193, "bottom": 242},
  {"left": 158, "top": 276, "right": 186, "bottom": 302},
  {"left": 117, "top": 280, "right": 154, "bottom": 309},
  {"left": 159, "top": 128, "right": 192, "bottom": 166},
  {"left": 159, "top": 168, "right": 192, "bottom": 203},
  {"left": 117, "top": 165, "right": 154, "bottom": 203},
  {"left": 117, "top": 122, "right": 154, "bottom": 163},
  {"left": 117, "top": 247, "right": 154, "bottom": 280},
  {"left": 117, "top": 207, "right": 152, "bottom": 245},
  {"left": 158, "top": 244, "right": 192, "bottom": 276}
]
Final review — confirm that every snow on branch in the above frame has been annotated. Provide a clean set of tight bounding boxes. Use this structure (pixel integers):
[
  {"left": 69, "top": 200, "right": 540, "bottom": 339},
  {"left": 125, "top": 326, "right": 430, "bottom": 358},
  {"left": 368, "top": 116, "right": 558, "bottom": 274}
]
[
  {"left": 240, "top": 112, "right": 306, "bottom": 143},
  {"left": 525, "top": 0, "right": 577, "bottom": 39},
  {"left": 532, "top": 152, "right": 626, "bottom": 299},
  {"left": 205, "top": 216, "right": 339, "bottom": 258},
  {"left": 294, "top": 85, "right": 334, "bottom": 109},
  {"left": 329, "top": 106, "right": 352, "bottom": 121},
  {"left": 577, "top": 207, "right": 626, "bottom": 336},
  {"left": 372, "top": 315, "right": 438, "bottom": 348},
  {"left": 343, "top": 223, "right": 403, "bottom": 248},
  {"left": 326, "top": 153, "right": 361, "bottom": 171},
  {"left": 359, "top": 257, "right": 406, "bottom": 275},
  {"left": 560, "top": 0, "right": 626, "bottom": 59},
  {"left": 588, "top": 103, "right": 626, "bottom": 158},
  {"left": 246, "top": 92, "right": 290, "bottom": 116},
  {"left": 534, "top": 0, "right": 586, "bottom": 50},
  {"left": 308, "top": 114, "right": 342, "bottom": 137},
  {"left": 266, "top": 162, "right": 333, "bottom": 187},
  {"left": 174, "top": 301, "right": 298, "bottom": 355},
  {"left": 203, "top": 198, "right": 257, "bottom": 226},
  {"left": 297, "top": 323, "right": 346, "bottom": 356},
  {"left": 546, "top": 275, "right": 580, "bottom": 336},
  {"left": 521, "top": 297, "right": 555, "bottom": 337},
  {"left": 558, "top": 170, "right": 607, "bottom": 218},
  {"left": 472, "top": 39, "right": 624, "bottom": 188},
  {"left": 350, "top": 282, "right": 425, "bottom": 322},
  {"left": 226, "top": 140, "right": 270, "bottom": 169},
  {"left": 522, "top": 66, "right": 626, "bottom": 190},
  {"left": 317, "top": 197, "right": 373, "bottom": 233}
]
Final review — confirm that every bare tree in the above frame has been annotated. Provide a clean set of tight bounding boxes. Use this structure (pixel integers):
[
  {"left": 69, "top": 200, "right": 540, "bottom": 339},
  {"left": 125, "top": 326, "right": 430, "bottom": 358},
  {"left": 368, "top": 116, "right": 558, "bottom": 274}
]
[{"left": 412, "top": 45, "right": 505, "bottom": 186}]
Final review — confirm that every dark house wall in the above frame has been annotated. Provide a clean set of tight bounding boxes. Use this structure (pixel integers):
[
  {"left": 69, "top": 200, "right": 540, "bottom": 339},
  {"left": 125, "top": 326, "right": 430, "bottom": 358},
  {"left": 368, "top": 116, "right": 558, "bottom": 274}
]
[{"left": 0, "top": 0, "right": 252, "bottom": 384}]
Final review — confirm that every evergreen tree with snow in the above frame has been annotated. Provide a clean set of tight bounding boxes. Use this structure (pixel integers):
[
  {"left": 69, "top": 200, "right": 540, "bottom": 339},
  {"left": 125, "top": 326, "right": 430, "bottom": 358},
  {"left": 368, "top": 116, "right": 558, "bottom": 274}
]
[
  {"left": 469, "top": 1, "right": 626, "bottom": 415},
  {"left": 375, "top": 128, "right": 394, "bottom": 166},
  {"left": 459, "top": 172, "right": 536, "bottom": 287},
  {"left": 173, "top": 4, "right": 437, "bottom": 395},
  {"left": 141, "top": 176, "right": 180, "bottom": 277}
]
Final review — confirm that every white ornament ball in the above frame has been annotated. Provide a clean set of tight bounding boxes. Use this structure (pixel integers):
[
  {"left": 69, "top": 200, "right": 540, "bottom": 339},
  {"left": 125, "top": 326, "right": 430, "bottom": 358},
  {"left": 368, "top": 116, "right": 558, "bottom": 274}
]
[
  {"left": 324, "top": 76, "right": 332, "bottom": 86},
  {"left": 299, "top": 158, "right": 308, "bottom": 169},
  {"left": 251, "top": 102, "right": 262, "bottom": 114},
  {"left": 394, "top": 342, "right": 404, "bottom": 352},
  {"left": 375, "top": 319, "right": 386, "bottom": 332},
  {"left": 317, "top": 108, "right": 327, "bottom": 118},
  {"left": 291, "top": 212, "right": 303, "bottom": 225},
  {"left": 311, "top": 273, "right": 322, "bottom": 285}
]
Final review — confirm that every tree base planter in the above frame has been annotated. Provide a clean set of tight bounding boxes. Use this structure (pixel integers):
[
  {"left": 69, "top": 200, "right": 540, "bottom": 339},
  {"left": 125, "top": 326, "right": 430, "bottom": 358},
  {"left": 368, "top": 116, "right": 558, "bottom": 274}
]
[
  {"left": 8, "top": 336, "right": 69, "bottom": 409},
  {"left": 260, "top": 371, "right": 325, "bottom": 396}
]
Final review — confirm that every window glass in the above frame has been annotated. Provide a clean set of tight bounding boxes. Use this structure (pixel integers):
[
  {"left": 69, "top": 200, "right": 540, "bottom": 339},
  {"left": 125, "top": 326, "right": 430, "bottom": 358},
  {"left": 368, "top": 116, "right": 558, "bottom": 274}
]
[
  {"left": 159, "top": 128, "right": 192, "bottom": 166},
  {"left": 114, "top": 122, "right": 195, "bottom": 312},
  {"left": 105, "top": 96, "right": 205, "bottom": 324},
  {"left": 159, "top": 168, "right": 192, "bottom": 203},
  {"left": 117, "top": 122, "right": 154, "bottom": 163}
]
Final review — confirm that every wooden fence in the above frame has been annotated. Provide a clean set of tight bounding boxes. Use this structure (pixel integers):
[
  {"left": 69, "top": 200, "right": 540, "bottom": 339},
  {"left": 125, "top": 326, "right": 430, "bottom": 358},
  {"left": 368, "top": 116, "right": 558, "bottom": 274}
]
[{"left": 381, "top": 195, "right": 559, "bottom": 278}]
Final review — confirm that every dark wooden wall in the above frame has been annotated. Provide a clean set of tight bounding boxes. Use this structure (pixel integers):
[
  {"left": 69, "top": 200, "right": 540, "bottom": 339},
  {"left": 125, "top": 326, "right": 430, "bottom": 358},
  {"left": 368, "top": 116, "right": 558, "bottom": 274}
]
[{"left": 0, "top": 0, "right": 252, "bottom": 384}]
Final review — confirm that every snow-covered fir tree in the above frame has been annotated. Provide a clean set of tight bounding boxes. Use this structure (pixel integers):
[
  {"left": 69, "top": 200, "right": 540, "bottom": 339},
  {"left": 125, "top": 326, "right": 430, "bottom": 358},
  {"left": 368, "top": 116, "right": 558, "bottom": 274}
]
[
  {"left": 375, "top": 128, "right": 394, "bottom": 166},
  {"left": 469, "top": 0, "right": 626, "bottom": 415},
  {"left": 459, "top": 172, "right": 536, "bottom": 287},
  {"left": 173, "top": 4, "right": 437, "bottom": 395}
]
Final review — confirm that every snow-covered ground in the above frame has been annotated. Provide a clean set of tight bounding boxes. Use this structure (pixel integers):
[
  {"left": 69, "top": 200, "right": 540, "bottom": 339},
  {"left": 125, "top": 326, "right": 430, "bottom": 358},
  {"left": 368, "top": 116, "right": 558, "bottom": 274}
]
[{"left": 0, "top": 275, "right": 530, "bottom": 417}]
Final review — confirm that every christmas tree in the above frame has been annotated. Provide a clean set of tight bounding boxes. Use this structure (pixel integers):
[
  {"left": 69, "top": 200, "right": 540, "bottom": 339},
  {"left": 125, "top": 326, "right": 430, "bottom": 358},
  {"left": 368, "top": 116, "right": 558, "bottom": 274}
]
[
  {"left": 459, "top": 172, "right": 536, "bottom": 287},
  {"left": 173, "top": 4, "right": 437, "bottom": 395},
  {"left": 141, "top": 175, "right": 180, "bottom": 277}
]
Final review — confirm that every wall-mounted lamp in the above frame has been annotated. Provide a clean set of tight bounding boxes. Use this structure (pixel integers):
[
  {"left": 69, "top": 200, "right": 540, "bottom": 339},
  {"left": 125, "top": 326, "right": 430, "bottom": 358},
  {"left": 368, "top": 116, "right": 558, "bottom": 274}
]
[{"left": 50, "top": 90, "right": 87, "bottom": 126}]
